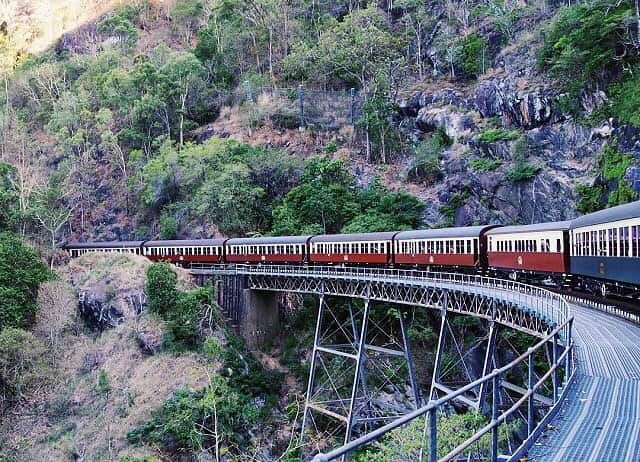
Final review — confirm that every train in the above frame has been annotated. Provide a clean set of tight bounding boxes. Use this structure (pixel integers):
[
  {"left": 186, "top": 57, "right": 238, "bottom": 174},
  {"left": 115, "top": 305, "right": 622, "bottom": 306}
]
[{"left": 65, "top": 200, "right": 640, "bottom": 299}]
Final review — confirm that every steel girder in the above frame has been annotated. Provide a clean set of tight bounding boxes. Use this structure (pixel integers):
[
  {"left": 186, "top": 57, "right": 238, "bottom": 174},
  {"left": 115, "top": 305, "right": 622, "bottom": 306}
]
[{"left": 246, "top": 274, "right": 552, "bottom": 338}]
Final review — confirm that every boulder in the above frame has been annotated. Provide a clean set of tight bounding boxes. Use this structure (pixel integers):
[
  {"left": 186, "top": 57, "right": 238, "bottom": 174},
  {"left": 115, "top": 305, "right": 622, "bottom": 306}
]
[
  {"left": 416, "top": 106, "right": 476, "bottom": 139},
  {"left": 78, "top": 281, "right": 146, "bottom": 329}
]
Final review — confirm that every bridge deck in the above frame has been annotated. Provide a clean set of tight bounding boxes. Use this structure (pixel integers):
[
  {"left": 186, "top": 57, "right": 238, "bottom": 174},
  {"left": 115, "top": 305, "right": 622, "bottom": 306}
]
[{"left": 529, "top": 304, "right": 640, "bottom": 462}]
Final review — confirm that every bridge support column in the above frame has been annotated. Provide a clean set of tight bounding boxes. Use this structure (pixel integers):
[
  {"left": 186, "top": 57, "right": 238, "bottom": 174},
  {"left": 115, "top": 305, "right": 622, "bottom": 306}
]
[
  {"left": 240, "top": 289, "right": 279, "bottom": 347},
  {"left": 204, "top": 275, "right": 279, "bottom": 347}
]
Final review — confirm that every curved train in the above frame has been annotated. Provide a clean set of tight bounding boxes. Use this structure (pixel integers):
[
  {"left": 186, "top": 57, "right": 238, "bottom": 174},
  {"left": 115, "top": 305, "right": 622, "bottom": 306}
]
[{"left": 65, "top": 200, "right": 640, "bottom": 299}]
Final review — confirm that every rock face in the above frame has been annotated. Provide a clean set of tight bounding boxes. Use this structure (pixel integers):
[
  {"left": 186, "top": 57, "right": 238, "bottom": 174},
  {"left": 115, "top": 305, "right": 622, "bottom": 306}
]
[
  {"left": 65, "top": 253, "right": 152, "bottom": 329},
  {"left": 416, "top": 106, "right": 476, "bottom": 139},
  {"left": 78, "top": 278, "right": 146, "bottom": 329},
  {"left": 473, "top": 79, "right": 554, "bottom": 129}
]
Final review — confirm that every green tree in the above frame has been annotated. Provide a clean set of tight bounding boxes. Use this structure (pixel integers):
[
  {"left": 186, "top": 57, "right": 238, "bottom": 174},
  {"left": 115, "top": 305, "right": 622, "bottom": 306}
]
[
  {"left": 146, "top": 263, "right": 178, "bottom": 317},
  {"left": 538, "top": 0, "right": 640, "bottom": 111},
  {"left": 272, "top": 159, "right": 425, "bottom": 235},
  {"left": 97, "top": 9, "right": 139, "bottom": 47},
  {"left": 454, "top": 33, "right": 490, "bottom": 78},
  {"left": 284, "top": 5, "right": 405, "bottom": 92},
  {"left": 0, "top": 233, "right": 50, "bottom": 329},
  {"left": 159, "top": 213, "right": 179, "bottom": 239}
]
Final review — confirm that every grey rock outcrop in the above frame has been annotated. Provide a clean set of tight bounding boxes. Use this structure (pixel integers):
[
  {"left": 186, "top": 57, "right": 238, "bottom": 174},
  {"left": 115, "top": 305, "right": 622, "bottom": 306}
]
[
  {"left": 416, "top": 106, "right": 476, "bottom": 138},
  {"left": 473, "top": 79, "right": 554, "bottom": 129},
  {"left": 78, "top": 282, "right": 146, "bottom": 329}
]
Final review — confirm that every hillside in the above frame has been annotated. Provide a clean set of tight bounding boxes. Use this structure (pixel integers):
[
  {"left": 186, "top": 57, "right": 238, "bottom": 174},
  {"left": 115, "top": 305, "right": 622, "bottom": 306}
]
[{"left": 1, "top": 0, "right": 640, "bottom": 460}]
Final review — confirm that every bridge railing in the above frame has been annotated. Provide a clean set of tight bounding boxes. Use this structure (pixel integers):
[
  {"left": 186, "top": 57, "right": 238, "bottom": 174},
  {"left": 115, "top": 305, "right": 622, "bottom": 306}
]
[
  {"left": 191, "top": 263, "right": 571, "bottom": 339},
  {"left": 311, "top": 317, "right": 574, "bottom": 462},
  {"left": 190, "top": 263, "right": 575, "bottom": 460}
]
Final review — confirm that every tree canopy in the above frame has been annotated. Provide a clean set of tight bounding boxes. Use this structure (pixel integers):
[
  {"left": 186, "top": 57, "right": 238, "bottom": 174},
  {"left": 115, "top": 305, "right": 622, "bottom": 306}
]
[{"left": 0, "top": 232, "right": 50, "bottom": 330}]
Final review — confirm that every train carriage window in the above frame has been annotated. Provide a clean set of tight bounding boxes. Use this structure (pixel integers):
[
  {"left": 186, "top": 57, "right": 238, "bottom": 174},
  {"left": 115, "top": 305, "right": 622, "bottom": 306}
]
[
  {"left": 599, "top": 230, "right": 607, "bottom": 256},
  {"left": 609, "top": 228, "right": 618, "bottom": 257},
  {"left": 621, "top": 227, "right": 629, "bottom": 257},
  {"left": 632, "top": 225, "right": 640, "bottom": 257}
]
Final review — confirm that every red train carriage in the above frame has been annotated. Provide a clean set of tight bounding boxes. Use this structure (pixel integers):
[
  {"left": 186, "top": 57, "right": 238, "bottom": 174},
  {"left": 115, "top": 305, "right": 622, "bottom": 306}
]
[
  {"left": 394, "top": 226, "right": 495, "bottom": 268},
  {"left": 225, "top": 236, "right": 310, "bottom": 263},
  {"left": 64, "top": 241, "right": 144, "bottom": 257},
  {"left": 309, "top": 232, "right": 397, "bottom": 265},
  {"left": 142, "top": 239, "right": 226, "bottom": 264},
  {"left": 486, "top": 222, "right": 571, "bottom": 274}
]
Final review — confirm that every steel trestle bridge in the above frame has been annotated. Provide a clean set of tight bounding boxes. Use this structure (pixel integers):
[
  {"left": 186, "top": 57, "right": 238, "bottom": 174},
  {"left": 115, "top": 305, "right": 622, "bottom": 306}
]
[{"left": 190, "top": 264, "right": 640, "bottom": 461}]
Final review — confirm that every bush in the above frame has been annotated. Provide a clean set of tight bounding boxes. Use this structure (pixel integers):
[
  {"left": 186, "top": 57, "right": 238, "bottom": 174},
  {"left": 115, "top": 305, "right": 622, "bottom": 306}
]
[
  {"left": 0, "top": 328, "right": 49, "bottom": 406},
  {"left": 608, "top": 73, "right": 640, "bottom": 126},
  {"left": 440, "top": 192, "right": 470, "bottom": 227},
  {"left": 468, "top": 158, "right": 503, "bottom": 171},
  {"left": 146, "top": 263, "right": 178, "bottom": 317},
  {"left": 0, "top": 233, "right": 51, "bottom": 329},
  {"left": 129, "top": 337, "right": 282, "bottom": 455},
  {"left": 146, "top": 263, "right": 212, "bottom": 351},
  {"left": 505, "top": 163, "right": 541, "bottom": 182},
  {"left": 477, "top": 128, "right": 520, "bottom": 143},
  {"left": 538, "top": 0, "right": 640, "bottom": 109},
  {"left": 408, "top": 128, "right": 451, "bottom": 185},
  {"left": 577, "top": 144, "right": 639, "bottom": 211}
]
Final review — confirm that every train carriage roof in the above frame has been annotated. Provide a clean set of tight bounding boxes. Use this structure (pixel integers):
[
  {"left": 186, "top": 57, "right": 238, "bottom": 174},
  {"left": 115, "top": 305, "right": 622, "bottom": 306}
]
[
  {"left": 64, "top": 241, "right": 144, "bottom": 249},
  {"left": 311, "top": 231, "right": 398, "bottom": 243},
  {"left": 395, "top": 225, "right": 494, "bottom": 240},
  {"left": 486, "top": 221, "right": 571, "bottom": 236},
  {"left": 144, "top": 239, "right": 227, "bottom": 247},
  {"left": 226, "top": 235, "right": 312, "bottom": 245},
  {"left": 570, "top": 200, "right": 640, "bottom": 229}
]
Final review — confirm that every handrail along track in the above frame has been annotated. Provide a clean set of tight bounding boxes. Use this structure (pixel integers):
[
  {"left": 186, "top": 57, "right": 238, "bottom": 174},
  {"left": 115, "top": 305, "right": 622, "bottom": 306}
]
[{"left": 190, "top": 263, "right": 575, "bottom": 461}]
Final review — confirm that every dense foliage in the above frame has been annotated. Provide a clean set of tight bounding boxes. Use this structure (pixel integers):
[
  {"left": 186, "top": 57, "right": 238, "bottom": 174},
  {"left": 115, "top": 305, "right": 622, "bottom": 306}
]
[
  {"left": 146, "top": 262, "right": 212, "bottom": 350},
  {"left": 576, "top": 143, "right": 638, "bottom": 213},
  {"left": 137, "top": 138, "right": 301, "bottom": 236},
  {"left": 0, "top": 328, "right": 49, "bottom": 407},
  {"left": 539, "top": 0, "right": 640, "bottom": 118},
  {"left": 271, "top": 158, "right": 425, "bottom": 235},
  {"left": 129, "top": 335, "right": 282, "bottom": 456},
  {"left": 0, "top": 233, "right": 50, "bottom": 329}
]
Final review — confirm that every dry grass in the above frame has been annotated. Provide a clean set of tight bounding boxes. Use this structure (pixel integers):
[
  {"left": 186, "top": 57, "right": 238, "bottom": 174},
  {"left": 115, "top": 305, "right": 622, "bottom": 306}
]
[{"left": 0, "top": 253, "right": 214, "bottom": 461}]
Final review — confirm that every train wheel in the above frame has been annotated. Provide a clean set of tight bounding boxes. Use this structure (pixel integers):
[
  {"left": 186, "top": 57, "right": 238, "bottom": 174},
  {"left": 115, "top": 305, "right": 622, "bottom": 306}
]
[{"left": 601, "top": 283, "right": 607, "bottom": 298}]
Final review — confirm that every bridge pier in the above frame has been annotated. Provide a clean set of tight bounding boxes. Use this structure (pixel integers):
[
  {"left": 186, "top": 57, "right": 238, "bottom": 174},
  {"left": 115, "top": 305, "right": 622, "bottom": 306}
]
[
  {"left": 240, "top": 288, "right": 279, "bottom": 347},
  {"left": 199, "top": 274, "right": 280, "bottom": 347}
]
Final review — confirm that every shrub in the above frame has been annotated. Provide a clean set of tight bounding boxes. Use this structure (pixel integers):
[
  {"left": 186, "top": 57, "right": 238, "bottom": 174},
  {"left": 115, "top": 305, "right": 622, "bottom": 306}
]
[
  {"left": 608, "top": 73, "right": 640, "bottom": 126},
  {"left": 146, "top": 263, "right": 178, "bottom": 317},
  {"left": 538, "top": 0, "right": 639, "bottom": 110},
  {"left": 468, "top": 158, "right": 503, "bottom": 171},
  {"left": 0, "top": 328, "right": 49, "bottom": 406},
  {"left": 0, "top": 232, "right": 51, "bottom": 329},
  {"left": 575, "top": 183, "right": 605, "bottom": 214},
  {"left": 129, "top": 337, "right": 282, "bottom": 455},
  {"left": 477, "top": 128, "right": 520, "bottom": 143},
  {"left": 577, "top": 144, "right": 639, "bottom": 211},
  {"left": 505, "top": 163, "right": 541, "bottom": 182},
  {"left": 96, "top": 370, "right": 112, "bottom": 395},
  {"left": 440, "top": 192, "right": 470, "bottom": 227},
  {"left": 407, "top": 128, "right": 451, "bottom": 185}
]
